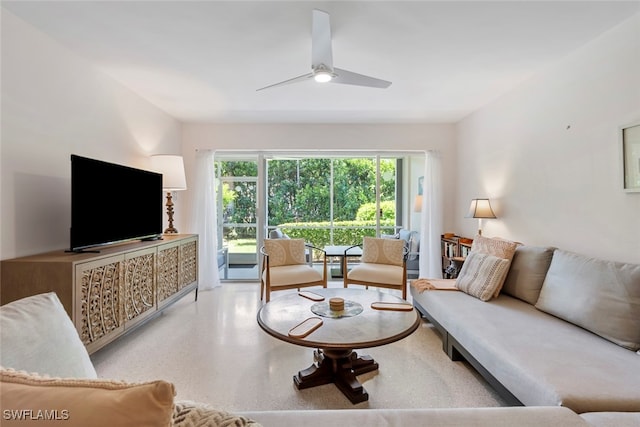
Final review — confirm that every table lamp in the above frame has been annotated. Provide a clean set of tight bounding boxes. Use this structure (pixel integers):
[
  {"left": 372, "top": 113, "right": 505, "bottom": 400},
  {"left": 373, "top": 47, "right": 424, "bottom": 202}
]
[
  {"left": 150, "top": 154, "right": 187, "bottom": 234},
  {"left": 465, "top": 198, "right": 496, "bottom": 236}
]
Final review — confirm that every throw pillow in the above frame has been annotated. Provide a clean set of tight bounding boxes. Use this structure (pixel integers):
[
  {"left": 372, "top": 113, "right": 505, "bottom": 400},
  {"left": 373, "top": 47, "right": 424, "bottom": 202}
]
[
  {"left": 0, "top": 292, "right": 97, "bottom": 379},
  {"left": 362, "top": 237, "right": 405, "bottom": 266},
  {"left": 264, "top": 238, "right": 305, "bottom": 267},
  {"left": 535, "top": 249, "right": 640, "bottom": 351},
  {"left": 471, "top": 235, "right": 519, "bottom": 296},
  {"left": 455, "top": 251, "right": 511, "bottom": 301},
  {"left": 471, "top": 234, "right": 519, "bottom": 259},
  {"left": 173, "top": 400, "right": 262, "bottom": 427},
  {"left": 0, "top": 369, "right": 175, "bottom": 427}
]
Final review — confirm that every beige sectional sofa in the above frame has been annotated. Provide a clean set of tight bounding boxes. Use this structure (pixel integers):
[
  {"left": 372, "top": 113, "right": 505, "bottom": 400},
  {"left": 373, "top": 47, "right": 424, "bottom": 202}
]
[
  {"left": 411, "top": 244, "right": 640, "bottom": 425},
  {"left": 1, "top": 244, "right": 639, "bottom": 427}
]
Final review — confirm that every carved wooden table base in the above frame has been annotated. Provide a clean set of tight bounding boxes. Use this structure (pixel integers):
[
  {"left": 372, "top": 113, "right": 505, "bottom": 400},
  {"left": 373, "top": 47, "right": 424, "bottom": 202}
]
[
  {"left": 257, "top": 289, "right": 420, "bottom": 405},
  {"left": 294, "top": 349, "right": 379, "bottom": 404}
]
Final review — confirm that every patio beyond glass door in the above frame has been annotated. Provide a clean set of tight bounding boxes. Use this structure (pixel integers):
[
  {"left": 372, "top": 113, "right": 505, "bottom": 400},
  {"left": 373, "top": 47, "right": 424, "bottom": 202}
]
[{"left": 217, "top": 160, "right": 259, "bottom": 280}]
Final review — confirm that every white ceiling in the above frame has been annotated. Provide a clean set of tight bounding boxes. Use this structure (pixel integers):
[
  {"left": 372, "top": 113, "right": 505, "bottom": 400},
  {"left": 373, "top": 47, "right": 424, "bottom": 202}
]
[{"left": 3, "top": 1, "right": 639, "bottom": 124}]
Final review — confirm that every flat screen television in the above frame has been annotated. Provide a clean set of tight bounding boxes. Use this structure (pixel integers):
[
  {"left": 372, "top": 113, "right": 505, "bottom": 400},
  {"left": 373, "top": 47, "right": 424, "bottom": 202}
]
[{"left": 70, "top": 154, "right": 163, "bottom": 252}]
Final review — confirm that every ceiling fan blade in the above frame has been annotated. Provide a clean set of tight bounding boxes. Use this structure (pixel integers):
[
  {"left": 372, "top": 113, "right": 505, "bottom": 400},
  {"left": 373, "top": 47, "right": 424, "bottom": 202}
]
[
  {"left": 331, "top": 68, "right": 392, "bottom": 89},
  {"left": 256, "top": 72, "right": 314, "bottom": 91},
  {"left": 312, "top": 9, "right": 333, "bottom": 70}
]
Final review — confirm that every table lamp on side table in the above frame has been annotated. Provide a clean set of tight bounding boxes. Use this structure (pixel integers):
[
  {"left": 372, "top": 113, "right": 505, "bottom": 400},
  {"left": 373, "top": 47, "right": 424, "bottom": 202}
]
[{"left": 150, "top": 154, "right": 187, "bottom": 234}]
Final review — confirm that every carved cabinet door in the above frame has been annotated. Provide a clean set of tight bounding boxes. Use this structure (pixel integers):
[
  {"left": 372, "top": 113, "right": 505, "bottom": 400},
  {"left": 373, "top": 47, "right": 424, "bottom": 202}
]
[
  {"left": 179, "top": 237, "right": 198, "bottom": 291},
  {"left": 157, "top": 240, "right": 180, "bottom": 309},
  {"left": 75, "top": 255, "right": 125, "bottom": 352},
  {"left": 123, "top": 247, "right": 157, "bottom": 329}
]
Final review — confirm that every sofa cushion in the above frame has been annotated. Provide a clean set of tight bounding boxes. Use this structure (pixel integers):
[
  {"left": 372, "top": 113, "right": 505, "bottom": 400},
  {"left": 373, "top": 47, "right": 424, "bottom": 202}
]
[
  {"left": 580, "top": 412, "right": 640, "bottom": 427},
  {"left": 362, "top": 237, "right": 404, "bottom": 266},
  {"left": 410, "top": 288, "right": 640, "bottom": 412},
  {"left": 455, "top": 252, "right": 511, "bottom": 301},
  {"left": 264, "top": 238, "right": 305, "bottom": 267},
  {"left": 535, "top": 250, "right": 640, "bottom": 351},
  {"left": 242, "top": 407, "right": 589, "bottom": 427},
  {"left": 502, "top": 246, "right": 555, "bottom": 305},
  {"left": 0, "top": 292, "right": 96, "bottom": 379},
  {"left": 0, "top": 368, "right": 175, "bottom": 427}
]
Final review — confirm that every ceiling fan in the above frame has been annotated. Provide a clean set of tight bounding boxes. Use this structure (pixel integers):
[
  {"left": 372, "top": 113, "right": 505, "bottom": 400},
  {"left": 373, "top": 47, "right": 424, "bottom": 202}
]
[{"left": 257, "top": 9, "right": 392, "bottom": 91}]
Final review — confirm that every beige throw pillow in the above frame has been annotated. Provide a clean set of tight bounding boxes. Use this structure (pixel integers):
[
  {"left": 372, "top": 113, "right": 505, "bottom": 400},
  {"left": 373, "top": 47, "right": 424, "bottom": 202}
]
[
  {"left": 362, "top": 237, "right": 404, "bottom": 266},
  {"left": 456, "top": 251, "right": 511, "bottom": 301},
  {"left": 471, "top": 235, "right": 519, "bottom": 296},
  {"left": 264, "top": 238, "right": 306, "bottom": 267},
  {"left": 0, "top": 369, "right": 175, "bottom": 427},
  {"left": 471, "top": 234, "right": 519, "bottom": 259}
]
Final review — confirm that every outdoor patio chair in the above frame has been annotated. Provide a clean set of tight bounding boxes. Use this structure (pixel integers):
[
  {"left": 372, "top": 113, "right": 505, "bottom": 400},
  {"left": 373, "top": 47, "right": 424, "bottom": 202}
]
[
  {"left": 260, "top": 238, "right": 327, "bottom": 303},
  {"left": 343, "top": 236, "right": 408, "bottom": 299}
]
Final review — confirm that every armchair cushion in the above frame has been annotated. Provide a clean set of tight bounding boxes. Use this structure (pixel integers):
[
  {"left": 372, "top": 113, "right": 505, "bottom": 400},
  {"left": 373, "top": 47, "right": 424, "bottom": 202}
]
[
  {"left": 262, "top": 264, "right": 323, "bottom": 287},
  {"left": 264, "top": 238, "right": 306, "bottom": 267},
  {"left": 361, "top": 237, "right": 404, "bottom": 266},
  {"left": 0, "top": 292, "right": 96, "bottom": 379},
  {"left": 347, "top": 263, "right": 405, "bottom": 285}
]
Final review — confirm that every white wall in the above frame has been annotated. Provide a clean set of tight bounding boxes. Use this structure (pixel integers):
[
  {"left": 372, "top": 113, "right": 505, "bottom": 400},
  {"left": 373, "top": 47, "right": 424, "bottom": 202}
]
[
  {"left": 455, "top": 14, "right": 640, "bottom": 264},
  {"left": 1, "top": 11, "right": 182, "bottom": 259},
  {"left": 181, "top": 122, "right": 457, "bottom": 232}
]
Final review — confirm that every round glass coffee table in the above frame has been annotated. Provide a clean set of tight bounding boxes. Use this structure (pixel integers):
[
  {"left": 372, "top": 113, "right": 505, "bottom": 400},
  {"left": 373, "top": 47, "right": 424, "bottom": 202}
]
[{"left": 257, "top": 288, "right": 420, "bottom": 403}]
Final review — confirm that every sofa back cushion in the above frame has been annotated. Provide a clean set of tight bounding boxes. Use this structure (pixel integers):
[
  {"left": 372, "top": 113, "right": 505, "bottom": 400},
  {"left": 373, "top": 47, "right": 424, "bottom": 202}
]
[
  {"left": 0, "top": 292, "right": 97, "bottom": 379},
  {"left": 502, "top": 246, "right": 556, "bottom": 305},
  {"left": 535, "top": 249, "right": 640, "bottom": 351}
]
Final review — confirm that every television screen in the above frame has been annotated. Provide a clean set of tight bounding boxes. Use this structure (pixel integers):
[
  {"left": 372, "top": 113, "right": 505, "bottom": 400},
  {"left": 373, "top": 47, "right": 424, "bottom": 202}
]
[{"left": 70, "top": 155, "right": 163, "bottom": 251}]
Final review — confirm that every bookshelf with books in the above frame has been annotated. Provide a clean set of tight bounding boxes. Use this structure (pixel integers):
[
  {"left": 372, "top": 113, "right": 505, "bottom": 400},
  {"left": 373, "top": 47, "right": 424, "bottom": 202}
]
[{"left": 441, "top": 235, "right": 473, "bottom": 278}]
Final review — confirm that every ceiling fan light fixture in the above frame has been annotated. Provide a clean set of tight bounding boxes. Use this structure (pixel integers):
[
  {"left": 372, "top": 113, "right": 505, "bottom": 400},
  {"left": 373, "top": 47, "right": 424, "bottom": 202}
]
[{"left": 314, "top": 71, "right": 333, "bottom": 83}]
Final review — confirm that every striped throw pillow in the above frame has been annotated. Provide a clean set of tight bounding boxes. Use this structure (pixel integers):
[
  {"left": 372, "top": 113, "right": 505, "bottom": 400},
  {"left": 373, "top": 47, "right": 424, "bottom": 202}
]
[{"left": 456, "top": 251, "right": 511, "bottom": 301}]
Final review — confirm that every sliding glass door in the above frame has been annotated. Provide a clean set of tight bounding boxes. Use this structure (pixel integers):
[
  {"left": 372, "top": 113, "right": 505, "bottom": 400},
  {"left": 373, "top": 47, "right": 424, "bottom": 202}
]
[
  {"left": 215, "top": 152, "right": 415, "bottom": 281},
  {"left": 216, "top": 159, "right": 259, "bottom": 280}
]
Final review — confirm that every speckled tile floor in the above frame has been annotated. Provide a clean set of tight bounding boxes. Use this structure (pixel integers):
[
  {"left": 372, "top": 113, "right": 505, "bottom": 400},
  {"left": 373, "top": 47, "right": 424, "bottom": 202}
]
[{"left": 91, "top": 282, "right": 507, "bottom": 411}]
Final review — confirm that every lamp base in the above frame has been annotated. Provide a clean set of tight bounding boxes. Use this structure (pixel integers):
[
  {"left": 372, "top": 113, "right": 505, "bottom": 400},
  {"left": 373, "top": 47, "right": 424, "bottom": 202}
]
[{"left": 164, "top": 192, "right": 178, "bottom": 234}]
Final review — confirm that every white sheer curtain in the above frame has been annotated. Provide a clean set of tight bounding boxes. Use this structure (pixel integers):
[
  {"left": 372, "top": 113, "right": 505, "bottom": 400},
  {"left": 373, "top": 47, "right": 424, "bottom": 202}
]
[
  {"left": 419, "top": 150, "right": 444, "bottom": 279},
  {"left": 190, "top": 150, "right": 220, "bottom": 291}
]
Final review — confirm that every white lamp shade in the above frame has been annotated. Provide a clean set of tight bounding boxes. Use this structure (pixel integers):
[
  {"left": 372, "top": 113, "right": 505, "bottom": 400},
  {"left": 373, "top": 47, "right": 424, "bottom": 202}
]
[
  {"left": 466, "top": 199, "right": 496, "bottom": 219},
  {"left": 150, "top": 155, "right": 187, "bottom": 191}
]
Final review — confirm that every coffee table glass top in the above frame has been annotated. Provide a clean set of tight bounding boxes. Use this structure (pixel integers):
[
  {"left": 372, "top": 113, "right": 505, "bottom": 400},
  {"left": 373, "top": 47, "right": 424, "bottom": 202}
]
[{"left": 257, "top": 288, "right": 420, "bottom": 350}]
